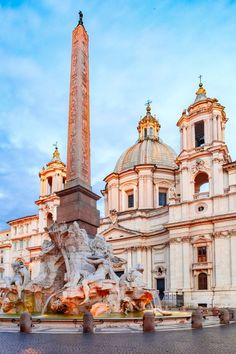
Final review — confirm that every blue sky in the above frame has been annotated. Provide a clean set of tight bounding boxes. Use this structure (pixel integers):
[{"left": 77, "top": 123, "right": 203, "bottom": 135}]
[{"left": 1, "top": 0, "right": 236, "bottom": 229}]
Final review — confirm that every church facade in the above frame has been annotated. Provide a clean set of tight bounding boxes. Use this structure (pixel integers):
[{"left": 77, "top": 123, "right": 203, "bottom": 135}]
[{"left": 99, "top": 82, "right": 236, "bottom": 308}]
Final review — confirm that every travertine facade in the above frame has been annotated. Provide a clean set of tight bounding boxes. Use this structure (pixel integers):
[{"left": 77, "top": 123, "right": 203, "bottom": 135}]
[
  {"left": 99, "top": 85, "right": 236, "bottom": 307},
  {"left": 1, "top": 83, "right": 235, "bottom": 308}
]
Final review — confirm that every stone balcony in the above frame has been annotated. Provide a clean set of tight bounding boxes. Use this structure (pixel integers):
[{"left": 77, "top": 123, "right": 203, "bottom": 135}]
[
  {"left": 192, "top": 262, "right": 213, "bottom": 270},
  {"left": 193, "top": 192, "right": 209, "bottom": 200}
]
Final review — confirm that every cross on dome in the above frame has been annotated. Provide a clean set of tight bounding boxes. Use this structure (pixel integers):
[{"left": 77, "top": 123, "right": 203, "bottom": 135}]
[
  {"left": 145, "top": 99, "right": 152, "bottom": 112},
  {"left": 52, "top": 143, "right": 61, "bottom": 160}
]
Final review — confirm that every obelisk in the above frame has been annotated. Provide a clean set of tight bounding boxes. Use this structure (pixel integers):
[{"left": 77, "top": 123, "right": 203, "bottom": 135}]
[{"left": 57, "top": 12, "right": 100, "bottom": 235}]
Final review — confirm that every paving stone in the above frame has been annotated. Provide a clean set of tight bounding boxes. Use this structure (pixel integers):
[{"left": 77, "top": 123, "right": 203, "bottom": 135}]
[{"left": 0, "top": 324, "right": 235, "bottom": 354}]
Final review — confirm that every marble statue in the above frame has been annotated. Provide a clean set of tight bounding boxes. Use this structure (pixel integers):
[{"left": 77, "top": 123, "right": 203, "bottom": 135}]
[
  {"left": 4, "top": 260, "right": 30, "bottom": 299},
  {"left": 0, "top": 222, "right": 154, "bottom": 316}
]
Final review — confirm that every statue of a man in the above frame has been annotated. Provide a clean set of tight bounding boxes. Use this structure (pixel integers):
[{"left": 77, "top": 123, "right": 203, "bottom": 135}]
[{"left": 81, "top": 256, "right": 119, "bottom": 304}]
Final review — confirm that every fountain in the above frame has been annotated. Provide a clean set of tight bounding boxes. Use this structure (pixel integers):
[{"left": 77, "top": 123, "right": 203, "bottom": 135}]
[{"left": 0, "top": 222, "right": 155, "bottom": 317}]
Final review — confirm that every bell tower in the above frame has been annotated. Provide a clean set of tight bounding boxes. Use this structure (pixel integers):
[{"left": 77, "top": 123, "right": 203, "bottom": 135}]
[
  {"left": 176, "top": 80, "right": 230, "bottom": 202},
  {"left": 35, "top": 145, "right": 66, "bottom": 232}
]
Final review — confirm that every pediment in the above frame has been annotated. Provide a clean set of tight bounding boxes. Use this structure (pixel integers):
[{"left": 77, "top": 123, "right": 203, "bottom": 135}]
[
  {"left": 191, "top": 236, "right": 211, "bottom": 244},
  {"left": 102, "top": 224, "right": 140, "bottom": 238}
]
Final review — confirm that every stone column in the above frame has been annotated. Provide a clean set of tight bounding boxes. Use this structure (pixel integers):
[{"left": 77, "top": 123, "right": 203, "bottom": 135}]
[
  {"left": 182, "top": 241, "right": 191, "bottom": 290},
  {"left": 180, "top": 129, "right": 183, "bottom": 150},
  {"left": 127, "top": 248, "right": 132, "bottom": 268},
  {"left": 191, "top": 124, "right": 195, "bottom": 149},
  {"left": 217, "top": 116, "right": 222, "bottom": 141},
  {"left": 137, "top": 247, "right": 142, "bottom": 264},
  {"left": 138, "top": 176, "right": 145, "bottom": 208},
  {"left": 181, "top": 166, "right": 189, "bottom": 201},
  {"left": 213, "top": 115, "right": 218, "bottom": 141},
  {"left": 147, "top": 247, "right": 152, "bottom": 287},
  {"left": 182, "top": 126, "right": 187, "bottom": 150},
  {"left": 230, "top": 235, "right": 236, "bottom": 287},
  {"left": 214, "top": 234, "right": 231, "bottom": 288}
]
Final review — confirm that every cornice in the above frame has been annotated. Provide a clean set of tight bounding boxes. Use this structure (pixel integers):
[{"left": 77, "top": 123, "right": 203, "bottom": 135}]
[{"left": 166, "top": 212, "right": 236, "bottom": 230}]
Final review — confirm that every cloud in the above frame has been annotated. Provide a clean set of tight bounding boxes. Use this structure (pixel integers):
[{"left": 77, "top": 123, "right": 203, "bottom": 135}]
[{"left": 1, "top": 0, "right": 236, "bottom": 228}]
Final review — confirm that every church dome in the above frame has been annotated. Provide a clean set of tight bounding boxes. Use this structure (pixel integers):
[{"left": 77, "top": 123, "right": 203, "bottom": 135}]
[{"left": 114, "top": 103, "right": 177, "bottom": 173}]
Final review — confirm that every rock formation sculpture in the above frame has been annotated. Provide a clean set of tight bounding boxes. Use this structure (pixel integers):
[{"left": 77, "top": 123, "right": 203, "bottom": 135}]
[{"left": 0, "top": 222, "right": 154, "bottom": 316}]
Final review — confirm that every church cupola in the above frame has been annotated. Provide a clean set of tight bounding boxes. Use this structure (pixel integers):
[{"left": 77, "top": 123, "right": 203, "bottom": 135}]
[
  {"left": 39, "top": 145, "right": 66, "bottom": 197},
  {"left": 194, "top": 79, "right": 207, "bottom": 103},
  {"left": 137, "top": 101, "right": 161, "bottom": 142}
]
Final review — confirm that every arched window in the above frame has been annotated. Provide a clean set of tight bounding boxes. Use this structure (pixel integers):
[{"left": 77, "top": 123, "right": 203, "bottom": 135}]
[
  {"left": 198, "top": 272, "right": 208, "bottom": 290},
  {"left": 62, "top": 177, "right": 66, "bottom": 190},
  {"left": 195, "top": 121, "right": 205, "bottom": 147},
  {"left": 144, "top": 128, "right": 147, "bottom": 139},
  {"left": 47, "top": 177, "right": 53, "bottom": 195},
  {"left": 149, "top": 127, "right": 153, "bottom": 138},
  {"left": 194, "top": 172, "right": 209, "bottom": 194},
  {"left": 47, "top": 213, "right": 53, "bottom": 227}
]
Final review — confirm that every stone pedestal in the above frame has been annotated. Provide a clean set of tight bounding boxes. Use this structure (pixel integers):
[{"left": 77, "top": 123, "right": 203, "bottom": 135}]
[{"left": 56, "top": 185, "right": 100, "bottom": 236}]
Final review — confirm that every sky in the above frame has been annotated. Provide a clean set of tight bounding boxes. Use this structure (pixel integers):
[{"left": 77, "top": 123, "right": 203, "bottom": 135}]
[{"left": 0, "top": 0, "right": 236, "bottom": 230}]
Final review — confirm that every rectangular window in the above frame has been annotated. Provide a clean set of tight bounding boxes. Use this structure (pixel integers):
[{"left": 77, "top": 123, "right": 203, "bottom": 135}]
[
  {"left": 159, "top": 188, "right": 167, "bottom": 206},
  {"left": 20, "top": 240, "right": 24, "bottom": 249},
  {"left": 128, "top": 193, "right": 134, "bottom": 208},
  {"left": 197, "top": 246, "right": 207, "bottom": 262},
  {"left": 195, "top": 121, "right": 205, "bottom": 147},
  {"left": 198, "top": 272, "right": 208, "bottom": 290},
  {"left": 0, "top": 251, "right": 3, "bottom": 265}
]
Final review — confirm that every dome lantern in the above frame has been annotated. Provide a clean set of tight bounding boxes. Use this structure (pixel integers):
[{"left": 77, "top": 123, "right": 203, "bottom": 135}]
[
  {"left": 114, "top": 102, "right": 176, "bottom": 173},
  {"left": 137, "top": 101, "right": 161, "bottom": 142},
  {"left": 194, "top": 75, "right": 207, "bottom": 103}
]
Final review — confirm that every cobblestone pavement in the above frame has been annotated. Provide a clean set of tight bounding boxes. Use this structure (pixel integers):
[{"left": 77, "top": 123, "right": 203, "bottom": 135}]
[{"left": 0, "top": 323, "right": 236, "bottom": 354}]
